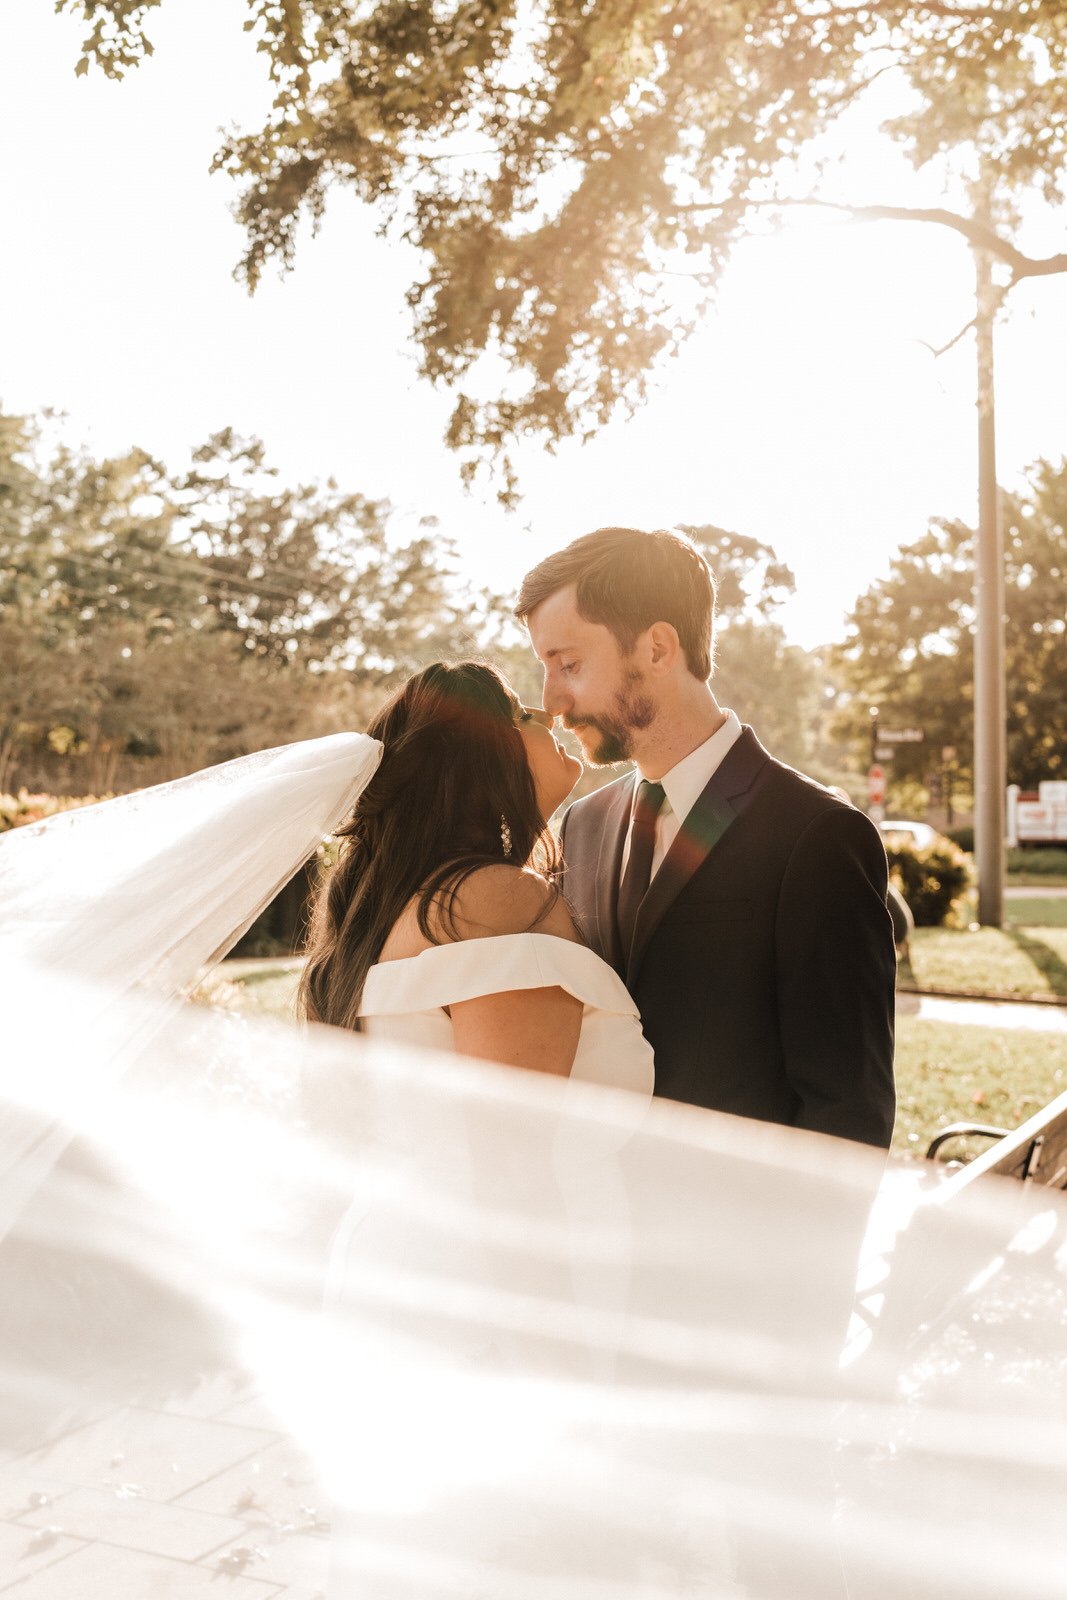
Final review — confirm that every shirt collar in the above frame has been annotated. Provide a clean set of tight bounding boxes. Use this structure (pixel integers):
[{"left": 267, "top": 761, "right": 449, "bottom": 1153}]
[{"left": 651, "top": 710, "right": 743, "bottom": 827}]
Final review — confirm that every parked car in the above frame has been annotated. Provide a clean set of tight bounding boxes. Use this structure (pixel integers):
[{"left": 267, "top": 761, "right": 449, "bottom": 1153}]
[{"left": 878, "top": 818, "right": 941, "bottom": 851}]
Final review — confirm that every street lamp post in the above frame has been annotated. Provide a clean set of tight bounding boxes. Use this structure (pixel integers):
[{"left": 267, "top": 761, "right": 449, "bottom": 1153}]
[{"left": 973, "top": 236, "right": 1006, "bottom": 927}]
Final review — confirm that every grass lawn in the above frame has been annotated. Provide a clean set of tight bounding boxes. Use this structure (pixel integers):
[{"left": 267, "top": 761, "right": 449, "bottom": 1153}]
[
  {"left": 902, "top": 924, "right": 1067, "bottom": 1000},
  {"left": 893, "top": 1015, "right": 1066, "bottom": 1159},
  {"left": 206, "top": 959, "right": 1067, "bottom": 1165},
  {"left": 1005, "top": 847, "right": 1067, "bottom": 887},
  {"left": 1005, "top": 896, "right": 1067, "bottom": 927},
  {"left": 194, "top": 964, "right": 301, "bottom": 1017}
]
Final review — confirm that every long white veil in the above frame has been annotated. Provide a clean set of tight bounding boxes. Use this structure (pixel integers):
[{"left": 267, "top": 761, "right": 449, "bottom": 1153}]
[
  {"left": 1, "top": 736, "right": 1066, "bottom": 1597},
  {"left": 0, "top": 731, "right": 382, "bottom": 996},
  {"left": 0, "top": 732, "right": 380, "bottom": 1225}
]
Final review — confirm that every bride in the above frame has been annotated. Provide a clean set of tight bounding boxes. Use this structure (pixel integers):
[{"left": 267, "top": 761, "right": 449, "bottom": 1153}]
[{"left": 298, "top": 658, "right": 655, "bottom": 1096}]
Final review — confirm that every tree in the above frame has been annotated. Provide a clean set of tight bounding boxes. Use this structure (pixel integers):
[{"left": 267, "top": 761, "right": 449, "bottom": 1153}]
[
  {"left": 0, "top": 409, "right": 494, "bottom": 791},
  {"left": 833, "top": 459, "right": 1067, "bottom": 791},
  {"left": 170, "top": 429, "right": 477, "bottom": 676},
  {"left": 59, "top": 0, "right": 1067, "bottom": 495},
  {"left": 681, "top": 525, "right": 797, "bottom": 626},
  {"left": 0, "top": 411, "right": 51, "bottom": 605},
  {"left": 682, "top": 525, "right": 820, "bottom": 770},
  {"left": 0, "top": 412, "right": 92, "bottom": 790}
]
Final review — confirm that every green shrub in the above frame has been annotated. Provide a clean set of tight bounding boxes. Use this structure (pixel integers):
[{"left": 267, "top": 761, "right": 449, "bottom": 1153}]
[
  {"left": 1006, "top": 846, "right": 1067, "bottom": 877},
  {"left": 946, "top": 825, "right": 974, "bottom": 853},
  {"left": 886, "top": 837, "right": 973, "bottom": 927}
]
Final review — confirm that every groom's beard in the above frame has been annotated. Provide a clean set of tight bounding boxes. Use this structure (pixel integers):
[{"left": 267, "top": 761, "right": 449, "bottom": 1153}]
[{"left": 569, "top": 671, "right": 655, "bottom": 765}]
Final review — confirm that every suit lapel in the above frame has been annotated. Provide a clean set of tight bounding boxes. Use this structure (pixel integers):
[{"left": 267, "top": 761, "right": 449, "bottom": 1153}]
[
  {"left": 626, "top": 727, "right": 770, "bottom": 987},
  {"left": 592, "top": 772, "right": 635, "bottom": 973}
]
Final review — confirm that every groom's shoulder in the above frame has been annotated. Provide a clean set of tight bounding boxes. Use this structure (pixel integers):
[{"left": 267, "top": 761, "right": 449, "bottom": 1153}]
[
  {"left": 561, "top": 770, "right": 632, "bottom": 830},
  {"left": 755, "top": 740, "right": 882, "bottom": 848},
  {"left": 733, "top": 727, "right": 848, "bottom": 820},
  {"left": 766, "top": 756, "right": 839, "bottom": 810}
]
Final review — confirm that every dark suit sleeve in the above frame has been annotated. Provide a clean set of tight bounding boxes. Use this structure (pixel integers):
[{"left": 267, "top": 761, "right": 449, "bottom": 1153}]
[{"left": 774, "top": 805, "right": 896, "bottom": 1148}]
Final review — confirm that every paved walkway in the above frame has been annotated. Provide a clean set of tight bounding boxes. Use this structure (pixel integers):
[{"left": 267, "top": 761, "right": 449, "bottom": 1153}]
[
  {"left": 0, "top": 1381, "right": 328, "bottom": 1596},
  {"left": 898, "top": 991, "right": 1067, "bottom": 1033}
]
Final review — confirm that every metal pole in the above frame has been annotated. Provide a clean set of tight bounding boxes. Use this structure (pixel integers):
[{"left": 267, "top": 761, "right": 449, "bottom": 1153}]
[{"left": 973, "top": 240, "right": 1006, "bottom": 927}]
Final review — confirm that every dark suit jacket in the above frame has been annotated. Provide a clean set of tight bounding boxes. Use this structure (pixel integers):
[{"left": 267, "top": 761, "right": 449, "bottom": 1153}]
[{"left": 559, "top": 727, "right": 896, "bottom": 1148}]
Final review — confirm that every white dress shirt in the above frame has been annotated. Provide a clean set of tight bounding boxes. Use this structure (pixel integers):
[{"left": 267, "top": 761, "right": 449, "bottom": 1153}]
[{"left": 620, "top": 710, "right": 743, "bottom": 883}]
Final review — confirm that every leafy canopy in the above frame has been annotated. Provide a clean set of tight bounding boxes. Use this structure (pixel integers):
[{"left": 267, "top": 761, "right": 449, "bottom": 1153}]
[
  {"left": 58, "top": 1, "right": 1067, "bottom": 498},
  {"left": 0, "top": 407, "right": 488, "bottom": 792},
  {"left": 833, "top": 457, "right": 1067, "bottom": 790}
]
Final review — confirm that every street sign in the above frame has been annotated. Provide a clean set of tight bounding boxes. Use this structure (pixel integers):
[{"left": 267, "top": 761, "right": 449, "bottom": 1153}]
[
  {"left": 868, "top": 802, "right": 885, "bottom": 825},
  {"left": 880, "top": 728, "right": 924, "bottom": 743},
  {"left": 875, "top": 745, "right": 895, "bottom": 762},
  {"left": 868, "top": 764, "right": 886, "bottom": 807}
]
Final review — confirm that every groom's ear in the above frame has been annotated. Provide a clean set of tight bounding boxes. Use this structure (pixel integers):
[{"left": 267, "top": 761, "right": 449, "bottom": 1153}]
[{"left": 646, "top": 622, "right": 681, "bottom": 676}]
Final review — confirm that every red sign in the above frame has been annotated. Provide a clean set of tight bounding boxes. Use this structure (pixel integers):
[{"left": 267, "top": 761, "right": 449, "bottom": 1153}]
[{"left": 868, "top": 764, "right": 885, "bottom": 806}]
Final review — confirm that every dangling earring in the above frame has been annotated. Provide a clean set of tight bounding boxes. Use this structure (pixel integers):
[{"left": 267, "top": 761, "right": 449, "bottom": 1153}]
[{"left": 500, "top": 814, "right": 513, "bottom": 858}]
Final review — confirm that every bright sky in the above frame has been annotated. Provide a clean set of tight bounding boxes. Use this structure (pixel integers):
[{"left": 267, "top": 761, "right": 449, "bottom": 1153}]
[{"left": 2, "top": 0, "right": 1065, "bottom": 648}]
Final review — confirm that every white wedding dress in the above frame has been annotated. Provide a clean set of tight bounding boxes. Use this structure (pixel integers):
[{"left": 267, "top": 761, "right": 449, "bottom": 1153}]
[{"left": 360, "top": 931, "right": 655, "bottom": 1097}]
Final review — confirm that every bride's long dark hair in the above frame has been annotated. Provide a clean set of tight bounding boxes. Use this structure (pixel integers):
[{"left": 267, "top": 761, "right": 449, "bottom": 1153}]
[{"left": 299, "top": 660, "right": 559, "bottom": 1031}]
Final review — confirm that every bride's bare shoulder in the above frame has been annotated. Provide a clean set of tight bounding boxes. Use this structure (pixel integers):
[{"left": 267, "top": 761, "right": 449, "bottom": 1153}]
[
  {"left": 441, "top": 866, "right": 580, "bottom": 944},
  {"left": 378, "top": 868, "right": 580, "bottom": 961}
]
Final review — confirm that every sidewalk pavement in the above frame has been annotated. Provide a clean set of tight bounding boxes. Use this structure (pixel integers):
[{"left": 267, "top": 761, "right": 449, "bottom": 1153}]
[
  {"left": 898, "top": 991, "right": 1067, "bottom": 1033},
  {"left": 0, "top": 1381, "right": 328, "bottom": 1596}
]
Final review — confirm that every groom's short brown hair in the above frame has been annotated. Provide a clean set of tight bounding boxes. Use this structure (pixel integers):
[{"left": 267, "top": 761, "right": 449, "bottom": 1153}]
[{"left": 515, "top": 526, "right": 716, "bottom": 681}]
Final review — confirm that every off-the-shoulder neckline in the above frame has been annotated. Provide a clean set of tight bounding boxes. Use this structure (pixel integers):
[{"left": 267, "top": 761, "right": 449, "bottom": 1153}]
[
  {"left": 372, "top": 930, "right": 588, "bottom": 970},
  {"left": 360, "top": 931, "right": 639, "bottom": 1019}
]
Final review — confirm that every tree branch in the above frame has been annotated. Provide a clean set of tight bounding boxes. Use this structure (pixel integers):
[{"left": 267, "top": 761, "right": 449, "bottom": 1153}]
[
  {"left": 807, "top": 2, "right": 1023, "bottom": 19},
  {"left": 915, "top": 278, "right": 1013, "bottom": 359},
  {"left": 819, "top": 60, "right": 899, "bottom": 117},
  {"left": 916, "top": 316, "right": 978, "bottom": 360},
  {"left": 676, "top": 196, "right": 1067, "bottom": 282},
  {"left": 798, "top": 202, "right": 1067, "bottom": 279}
]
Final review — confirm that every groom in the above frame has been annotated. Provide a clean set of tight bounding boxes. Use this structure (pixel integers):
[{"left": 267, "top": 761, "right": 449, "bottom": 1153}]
[{"left": 517, "top": 526, "right": 895, "bottom": 1148}]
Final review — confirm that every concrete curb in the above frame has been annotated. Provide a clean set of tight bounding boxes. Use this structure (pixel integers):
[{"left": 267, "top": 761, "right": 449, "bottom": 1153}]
[{"left": 896, "top": 983, "right": 1067, "bottom": 1009}]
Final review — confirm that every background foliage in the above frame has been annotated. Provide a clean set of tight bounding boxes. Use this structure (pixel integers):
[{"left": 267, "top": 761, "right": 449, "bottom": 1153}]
[
  {"left": 1, "top": 406, "right": 827, "bottom": 797},
  {"left": 832, "top": 459, "right": 1067, "bottom": 791},
  {"left": 886, "top": 836, "right": 973, "bottom": 927},
  {"left": 57, "top": 0, "right": 1067, "bottom": 497},
  {"left": 0, "top": 407, "right": 491, "bottom": 793}
]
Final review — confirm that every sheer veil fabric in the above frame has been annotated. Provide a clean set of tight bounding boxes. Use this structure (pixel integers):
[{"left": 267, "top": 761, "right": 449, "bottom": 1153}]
[
  {"left": 1, "top": 735, "right": 1066, "bottom": 1597},
  {"left": 0, "top": 732, "right": 382, "bottom": 1233},
  {"left": 0, "top": 731, "right": 383, "bottom": 997}
]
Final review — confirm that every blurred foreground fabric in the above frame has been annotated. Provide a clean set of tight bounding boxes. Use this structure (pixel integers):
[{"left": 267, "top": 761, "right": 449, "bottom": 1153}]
[{"left": 2, "top": 958, "right": 1066, "bottom": 1598}]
